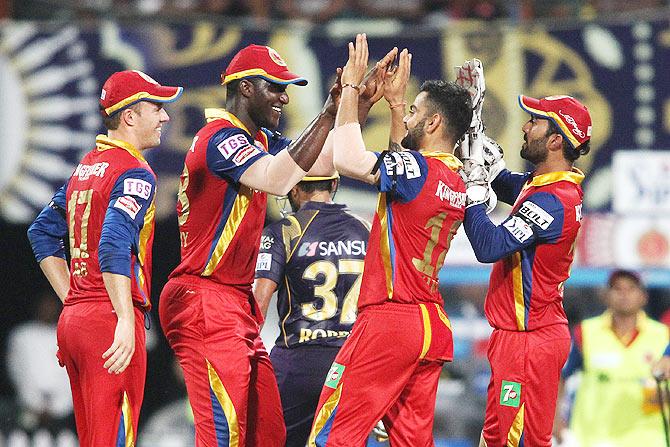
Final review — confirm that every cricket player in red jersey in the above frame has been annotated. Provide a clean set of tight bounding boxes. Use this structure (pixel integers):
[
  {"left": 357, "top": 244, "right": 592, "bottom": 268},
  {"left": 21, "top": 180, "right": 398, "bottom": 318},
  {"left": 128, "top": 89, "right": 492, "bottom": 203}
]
[
  {"left": 158, "top": 43, "right": 390, "bottom": 446},
  {"left": 308, "top": 35, "right": 473, "bottom": 446},
  {"left": 27, "top": 70, "right": 182, "bottom": 446},
  {"left": 459, "top": 94, "right": 592, "bottom": 447}
]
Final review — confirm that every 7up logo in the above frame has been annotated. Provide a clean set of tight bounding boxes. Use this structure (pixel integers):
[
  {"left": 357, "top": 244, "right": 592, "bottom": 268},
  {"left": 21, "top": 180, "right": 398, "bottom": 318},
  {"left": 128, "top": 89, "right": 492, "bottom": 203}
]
[
  {"left": 325, "top": 363, "right": 345, "bottom": 389},
  {"left": 500, "top": 381, "right": 521, "bottom": 407}
]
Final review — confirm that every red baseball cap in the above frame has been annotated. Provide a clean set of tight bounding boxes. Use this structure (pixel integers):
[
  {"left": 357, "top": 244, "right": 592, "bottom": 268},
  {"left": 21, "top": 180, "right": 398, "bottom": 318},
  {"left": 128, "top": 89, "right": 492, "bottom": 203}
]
[
  {"left": 221, "top": 44, "right": 307, "bottom": 86},
  {"left": 518, "top": 95, "right": 592, "bottom": 148},
  {"left": 100, "top": 70, "right": 183, "bottom": 117}
]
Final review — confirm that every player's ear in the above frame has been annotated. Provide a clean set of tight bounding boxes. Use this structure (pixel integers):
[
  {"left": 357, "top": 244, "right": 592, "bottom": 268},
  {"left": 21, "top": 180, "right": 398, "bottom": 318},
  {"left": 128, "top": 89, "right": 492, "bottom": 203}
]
[
  {"left": 548, "top": 132, "right": 564, "bottom": 152},
  {"left": 239, "top": 79, "right": 255, "bottom": 99},
  {"left": 425, "top": 112, "right": 442, "bottom": 135}
]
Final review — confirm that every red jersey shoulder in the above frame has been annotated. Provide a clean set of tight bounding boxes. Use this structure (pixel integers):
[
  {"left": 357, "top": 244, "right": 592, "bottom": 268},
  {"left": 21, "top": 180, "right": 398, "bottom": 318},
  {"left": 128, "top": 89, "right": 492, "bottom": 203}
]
[{"left": 424, "top": 156, "right": 467, "bottom": 211}]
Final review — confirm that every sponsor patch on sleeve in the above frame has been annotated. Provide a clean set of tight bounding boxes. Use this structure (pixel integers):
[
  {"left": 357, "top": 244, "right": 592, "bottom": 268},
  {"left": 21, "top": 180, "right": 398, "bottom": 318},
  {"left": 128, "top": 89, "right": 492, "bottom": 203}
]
[
  {"left": 233, "top": 144, "right": 262, "bottom": 166},
  {"left": 216, "top": 134, "right": 251, "bottom": 159},
  {"left": 256, "top": 253, "right": 272, "bottom": 271},
  {"left": 383, "top": 152, "right": 421, "bottom": 180},
  {"left": 503, "top": 216, "right": 533, "bottom": 243},
  {"left": 114, "top": 195, "right": 141, "bottom": 219},
  {"left": 517, "top": 200, "right": 554, "bottom": 230},
  {"left": 123, "top": 178, "right": 152, "bottom": 200}
]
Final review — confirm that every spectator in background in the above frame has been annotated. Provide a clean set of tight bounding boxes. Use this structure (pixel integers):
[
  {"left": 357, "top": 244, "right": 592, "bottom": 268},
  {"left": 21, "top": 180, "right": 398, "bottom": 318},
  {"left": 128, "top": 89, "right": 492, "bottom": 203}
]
[
  {"left": 6, "top": 290, "right": 73, "bottom": 433},
  {"left": 425, "top": 0, "right": 504, "bottom": 21},
  {"left": 554, "top": 270, "right": 670, "bottom": 447},
  {"left": 276, "top": 0, "right": 351, "bottom": 23},
  {"left": 353, "top": 0, "right": 424, "bottom": 22}
]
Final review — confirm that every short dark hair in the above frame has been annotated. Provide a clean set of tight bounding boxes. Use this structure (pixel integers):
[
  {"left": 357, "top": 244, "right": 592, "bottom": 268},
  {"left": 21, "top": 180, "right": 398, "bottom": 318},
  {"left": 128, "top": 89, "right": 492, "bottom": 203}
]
[
  {"left": 100, "top": 102, "right": 142, "bottom": 130},
  {"left": 607, "top": 269, "right": 643, "bottom": 289},
  {"left": 297, "top": 178, "right": 336, "bottom": 194},
  {"left": 546, "top": 119, "right": 590, "bottom": 162},
  {"left": 419, "top": 80, "right": 473, "bottom": 143}
]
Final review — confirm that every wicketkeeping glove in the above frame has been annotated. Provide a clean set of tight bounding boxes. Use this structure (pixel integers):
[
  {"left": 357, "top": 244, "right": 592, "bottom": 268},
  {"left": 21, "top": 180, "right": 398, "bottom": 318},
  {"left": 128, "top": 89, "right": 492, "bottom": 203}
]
[
  {"left": 456, "top": 129, "right": 485, "bottom": 166},
  {"left": 460, "top": 159, "right": 497, "bottom": 213},
  {"left": 482, "top": 134, "right": 505, "bottom": 181},
  {"left": 454, "top": 59, "right": 485, "bottom": 132}
]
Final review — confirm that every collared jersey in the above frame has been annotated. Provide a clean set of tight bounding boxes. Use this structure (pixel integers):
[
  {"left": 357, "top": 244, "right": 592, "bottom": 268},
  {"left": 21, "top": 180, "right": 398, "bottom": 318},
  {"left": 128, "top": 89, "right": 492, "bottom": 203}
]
[
  {"left": 485, "top": 169, "right": 584, "bottom": 331},
  {"left": 170, "top": 109, "right": 290, "bottom": 288},
  {"left": 58, "top": 136, "right": 156, "bottom": 308},
  {"left": 358, "top": 151, "right": 466, "bottom": 309},
  {"left": 255, "top": 202, "right": 370, "bottom": 348},
  {"left": 566, "top": 312, "right": 669, "bottom": 447}
]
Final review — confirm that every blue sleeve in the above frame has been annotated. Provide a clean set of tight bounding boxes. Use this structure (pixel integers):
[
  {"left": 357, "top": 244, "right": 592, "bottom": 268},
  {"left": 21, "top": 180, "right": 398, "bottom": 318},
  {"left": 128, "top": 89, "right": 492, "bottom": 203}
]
[
  {"left": 263, "top": 128, "right": 292, "bottom": 155},
  {"left": 464, "top": 191, "right": 565, "bottom": 263},
  {"left": 206, "top": 127, "right": 269, "bottom": 182},
  {"left": 254, "top": 224, "right": 286, "bottom": 283},
  {"left": 99, "top": 168, "right": 156, "bottom": 277},
  {"left": 562, "top": 338, "right": 584, "bottom": 378},
  {"left": 27, "top": 182, "right": 69, "bottom": 262},
  {"left": 377, "top": 151, "right": 428, "bottom": 203},
  {"left": 491, "top": 169, "right": 531, "bottom": 205},
  {"left": 664, "top": 343, "right": 670, "bottom": 357}
]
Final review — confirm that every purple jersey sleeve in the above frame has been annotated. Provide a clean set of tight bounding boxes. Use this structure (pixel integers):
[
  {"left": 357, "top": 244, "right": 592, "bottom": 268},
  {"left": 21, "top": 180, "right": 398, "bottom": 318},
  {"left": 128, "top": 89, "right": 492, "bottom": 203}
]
[
  {"left": 27, "top": 181, "right": 69, "bottom": 262},
  {"left": 206, "top": 127, "right": 269, "bottom": 182},
  {"left": 464, "top": 192, "right": 565, "bottom": 263},
  {"left": 99, "top": 168, "right": 156, "bottom": 277},
  {"left": 377, "top": 151, "right": 428, "bottom": 203},
  {"left": 255, "top": 223, "right": 286, "bottom": 284}
]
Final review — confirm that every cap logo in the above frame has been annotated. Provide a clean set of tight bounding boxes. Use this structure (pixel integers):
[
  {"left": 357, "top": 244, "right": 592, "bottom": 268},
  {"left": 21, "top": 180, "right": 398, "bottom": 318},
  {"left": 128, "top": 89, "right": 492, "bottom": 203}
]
[
  {"left": 100, "top": 89, "right": 106, "bottom": 100},
  {"left": 267, "top": 47, "right": 287, "bottom": 67},
  {"left": 133, "top": 70, "right": 159, "bottom": 85},
  {"left": 558, "top": 109, "right": 585, "bottom": 138}
]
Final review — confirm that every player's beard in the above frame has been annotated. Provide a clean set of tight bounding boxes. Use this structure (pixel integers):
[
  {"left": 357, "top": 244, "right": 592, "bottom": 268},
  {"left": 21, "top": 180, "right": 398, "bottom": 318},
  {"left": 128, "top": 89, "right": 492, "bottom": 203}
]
[
  {"left": 401, "top": 118, "right": 426, "bottom": 151},
  {"left": 520, "top": 135, "right": 549, "bottom": 165}
]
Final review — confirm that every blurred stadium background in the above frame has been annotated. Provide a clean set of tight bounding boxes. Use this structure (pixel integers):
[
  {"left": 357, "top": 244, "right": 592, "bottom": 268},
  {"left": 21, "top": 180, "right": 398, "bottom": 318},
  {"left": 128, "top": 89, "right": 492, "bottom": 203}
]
[{"left": 1, "top": 0, "right": 669, "bottom": 446}]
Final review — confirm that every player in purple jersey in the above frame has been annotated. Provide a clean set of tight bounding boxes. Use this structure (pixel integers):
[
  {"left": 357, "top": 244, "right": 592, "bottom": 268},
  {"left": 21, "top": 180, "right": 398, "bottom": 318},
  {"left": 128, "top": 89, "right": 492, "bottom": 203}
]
[
  {"left": 254, "top": 173, "right": 370, "bottom": 447},
  {"left": 27, "top": 70, "right": 182, "bottom": 446}
]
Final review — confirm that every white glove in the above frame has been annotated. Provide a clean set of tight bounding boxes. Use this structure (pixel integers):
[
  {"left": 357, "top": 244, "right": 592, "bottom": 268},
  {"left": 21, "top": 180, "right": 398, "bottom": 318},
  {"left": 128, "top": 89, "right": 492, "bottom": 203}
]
[
  {"left": 373, "top": 420, "right": 388, "bottom": 442},
  {"left": 454, "top": 59, "right": 485, "bottom": 132},
  {"left": 482, "top": 134, "right": 505, "bottom": 181},
  {"left": 460, "top": 159, "right": 497, "bottom": 213},
  {"left": 456, "top": 129, "right": 485, "bottom": 166}
]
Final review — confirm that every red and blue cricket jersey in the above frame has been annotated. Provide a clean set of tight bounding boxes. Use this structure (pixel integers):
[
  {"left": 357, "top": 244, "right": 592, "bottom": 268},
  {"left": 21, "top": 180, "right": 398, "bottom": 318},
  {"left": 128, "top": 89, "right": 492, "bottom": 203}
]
[
  {"left": 359, "top": 150, "right": 467, "bottom": 309},
  {"left": 465, "top": 168, "right": 585, "bottom": 331},
  {"left": 28, "top": 135, "right": 158, "bottom": 310},
  {"left": 170, "top": 109, "right": 291, "bottom": 287}
]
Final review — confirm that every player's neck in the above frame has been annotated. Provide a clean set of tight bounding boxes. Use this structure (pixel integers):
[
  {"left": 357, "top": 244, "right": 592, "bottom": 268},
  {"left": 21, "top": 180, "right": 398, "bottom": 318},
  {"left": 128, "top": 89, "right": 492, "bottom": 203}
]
[
  {"left": 226, "top": 102, "right": 260, "bottom": 136},
  {"left": 611, "top": 312, "right": 639, "bottom": 339},
  {"left": 107, "top": 129, "right": 142, "bottom": 152},
  {"left": 532, "top": 158, "right": 572, "bottom": 176},
  {"left": 300, "top": 191, "right": 332, "bottom": 206},
  {"left": 418, "top": 135, "right": 455, "bottom": 154}
]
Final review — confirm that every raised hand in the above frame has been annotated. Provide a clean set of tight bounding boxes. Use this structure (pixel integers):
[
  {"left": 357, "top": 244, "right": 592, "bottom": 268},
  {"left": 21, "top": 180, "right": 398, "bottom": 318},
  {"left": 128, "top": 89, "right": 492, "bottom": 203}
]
[
  {"left": 384, "top": 48, "right": 412, "bottom": 107},
  {"left": 323, "top": 67, "right": 343, "bottom": 118},
  {"left": 341, "top": 33, "right": 369, "bottom": 89},
  {"left": 454, "top": 59, "right": 485, "bottom": 131}
]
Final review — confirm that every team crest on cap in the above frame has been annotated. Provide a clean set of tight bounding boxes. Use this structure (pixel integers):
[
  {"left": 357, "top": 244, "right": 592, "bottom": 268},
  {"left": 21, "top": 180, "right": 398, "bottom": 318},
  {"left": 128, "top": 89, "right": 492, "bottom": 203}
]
[
  {"left": 267, "top": 47, "right": 287, "bottom": 67},
  {"left": 133, "top": 70, "right": 159, "bottom": 85}
]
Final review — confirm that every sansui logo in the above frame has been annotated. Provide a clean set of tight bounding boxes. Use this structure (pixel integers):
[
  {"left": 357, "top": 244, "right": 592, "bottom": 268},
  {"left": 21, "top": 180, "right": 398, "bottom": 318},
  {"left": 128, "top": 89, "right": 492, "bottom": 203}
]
[
  {"left": 435, "top": 180, "right": 466, "bottom": 208},
  {"left": 298, "top": 240, "right": 366, "bottom": 257}
]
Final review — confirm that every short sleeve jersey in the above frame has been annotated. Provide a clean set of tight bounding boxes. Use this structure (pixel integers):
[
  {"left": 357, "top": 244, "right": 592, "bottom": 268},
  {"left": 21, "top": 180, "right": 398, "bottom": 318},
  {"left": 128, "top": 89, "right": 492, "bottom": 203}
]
[
  {"left": 255, "top": 202, "right": 370, "bottom": 348},
  {"left": 65, "top": 136, "right": 157, "bottom": 309},
  {"left": 170, "top": 109, "right": 290, "bottom": 288},
  {"left": 358, "top": 151, "right": 467, "bottom": 309},
  {"left": 486, "top": 169, "right": 584, "bottom": 331}
]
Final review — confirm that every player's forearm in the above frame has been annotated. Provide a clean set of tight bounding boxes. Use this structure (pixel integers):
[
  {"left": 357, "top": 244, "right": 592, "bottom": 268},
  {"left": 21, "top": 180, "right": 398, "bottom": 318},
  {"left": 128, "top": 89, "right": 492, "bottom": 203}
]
[
  {"left": 102, "top": 272, "right": 135, "bottom": 322},
  {"left": 240, "top": 150, "right": 307, "bottom": 196},
  {"left": 333, "top": 123, "right": 378, "bottom": 183},
  {"left": 253, "top": 278, "right": 278, "bottom": 319},
  {"left": 285, "top": 111, "right": 335, "bottom": 172},
  {"left": 305, "top": 130, "right": 335, "bottom": 178},
  {"left": 39, "top": 256, "right": 70, "bottom": 303},
  {"left": 388, "top": 106, "right": 405, "bottom": 150}
]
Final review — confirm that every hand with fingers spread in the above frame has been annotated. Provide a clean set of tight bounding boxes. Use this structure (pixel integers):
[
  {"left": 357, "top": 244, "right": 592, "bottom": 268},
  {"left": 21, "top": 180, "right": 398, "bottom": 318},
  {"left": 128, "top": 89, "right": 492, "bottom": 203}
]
[
  {"left": 102, "top": 316, "right": 135, "bottom": 374},
  {"left": 383, "top": 48, "right": 412, "bottom": 108},
  {"left": 341, "top": 33, "right": 369, "bottom": 92},
  {"left": 358, "top": 47, "right": 398, "bottom": 116},
  {"left": 323, "top": 67, "right": 343, "bottom": 118}
]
